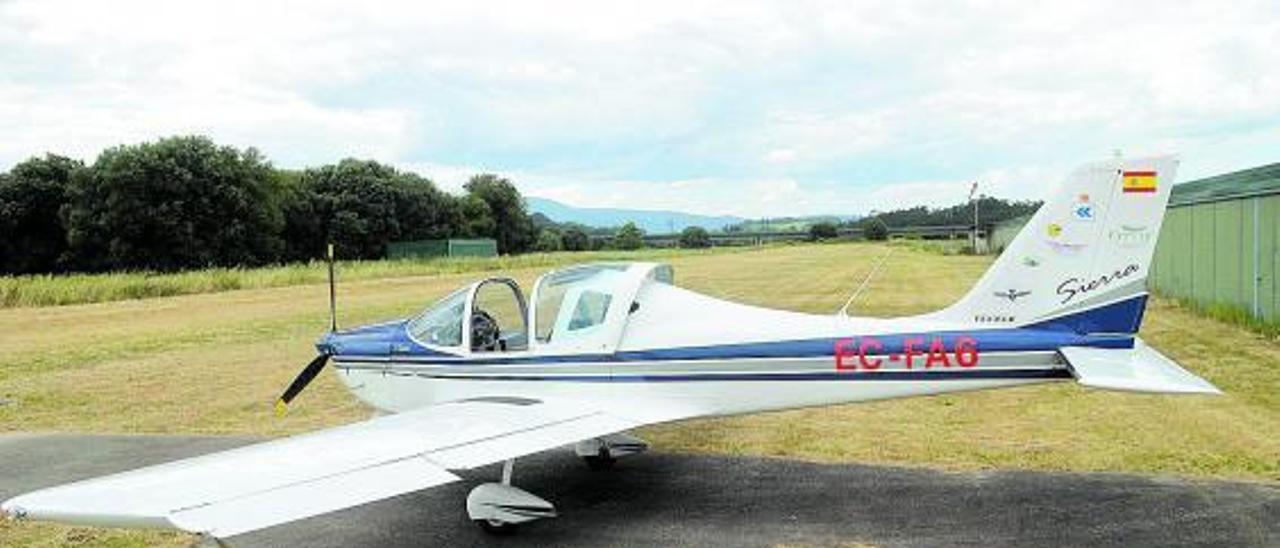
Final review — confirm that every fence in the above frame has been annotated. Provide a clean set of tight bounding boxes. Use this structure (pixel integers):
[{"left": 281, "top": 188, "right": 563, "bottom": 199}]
[{"left": 386, "top": 239, "right": 498, "bottom": 259}]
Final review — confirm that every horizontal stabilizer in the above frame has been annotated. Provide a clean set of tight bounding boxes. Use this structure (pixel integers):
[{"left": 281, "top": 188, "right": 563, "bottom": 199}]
[{"left": 1060, "top": 339, "right": 1221, "bottom": 395}]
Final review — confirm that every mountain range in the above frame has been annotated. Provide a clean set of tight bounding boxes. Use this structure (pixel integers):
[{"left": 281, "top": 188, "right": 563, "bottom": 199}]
[{"left": 526, "top": 197, "right": 747, "bottom": 233}]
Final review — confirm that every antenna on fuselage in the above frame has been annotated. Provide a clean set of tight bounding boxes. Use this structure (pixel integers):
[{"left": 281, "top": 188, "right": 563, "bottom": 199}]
[
  {"left": 837, "top": 245, "right": 895, "bottom": 317},
  {"left": 327, "top": 243, "right": 337, "bottom": 332}
]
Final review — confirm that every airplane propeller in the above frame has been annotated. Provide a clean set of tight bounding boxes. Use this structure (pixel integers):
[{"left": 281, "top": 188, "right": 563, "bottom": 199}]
[
  {"left": 275, "top": 243, "right": 338, "bottom": 416},
  {"left": 275, "top": 351, "right": 331, "bottom": 415}
]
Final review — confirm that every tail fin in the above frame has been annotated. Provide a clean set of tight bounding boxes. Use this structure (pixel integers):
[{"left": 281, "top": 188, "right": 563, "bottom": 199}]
[{"left": 932, "top": 155, "right": 1178, "bottom": 333}]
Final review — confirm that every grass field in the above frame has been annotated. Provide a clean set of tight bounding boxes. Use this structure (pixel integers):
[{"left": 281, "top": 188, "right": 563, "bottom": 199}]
[
  {"left": 0, "top": 247, "right": 745, "bottom": 309},
  {"left": 2, "top": 242, "right": 1277, "bottom": 546}
]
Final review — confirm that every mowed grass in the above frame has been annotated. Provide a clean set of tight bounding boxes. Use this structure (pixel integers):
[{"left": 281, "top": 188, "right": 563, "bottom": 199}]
[{"left": 2, "top": 242, "right": 1277, "bottom": 546}]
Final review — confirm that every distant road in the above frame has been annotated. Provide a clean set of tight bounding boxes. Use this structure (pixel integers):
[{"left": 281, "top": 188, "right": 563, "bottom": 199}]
[{"left": 2, "top": 434, "right": 1276, "bottom": 547}]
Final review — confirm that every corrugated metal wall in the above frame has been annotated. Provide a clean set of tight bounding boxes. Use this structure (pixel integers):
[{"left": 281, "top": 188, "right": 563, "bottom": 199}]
[{"left": 1149, "top": 194, "right": 1279, "bottom": 323}]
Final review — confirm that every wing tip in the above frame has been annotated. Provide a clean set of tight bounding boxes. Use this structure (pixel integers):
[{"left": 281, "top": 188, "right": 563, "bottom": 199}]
[{"left": 1, "top": 497, "right": 24, "bottom": 520}]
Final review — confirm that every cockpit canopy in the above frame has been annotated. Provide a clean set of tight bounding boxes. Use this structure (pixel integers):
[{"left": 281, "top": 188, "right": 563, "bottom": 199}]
[{"left": 406, "top": 262, "right": 672, "bottom": 354}]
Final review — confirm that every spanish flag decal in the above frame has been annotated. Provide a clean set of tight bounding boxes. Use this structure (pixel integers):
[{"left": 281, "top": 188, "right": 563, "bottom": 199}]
[{"left": 1122, "top": 171, "right": 1157, "bottom": 193}]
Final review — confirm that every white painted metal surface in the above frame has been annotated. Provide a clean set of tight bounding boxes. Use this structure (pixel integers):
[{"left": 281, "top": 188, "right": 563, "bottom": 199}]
[
  {"left": 1, "top": 397, "right": 666, "bottom": 536},
  {"left": 1062, "top": 340, "right": 1222, "bottom": 394}
]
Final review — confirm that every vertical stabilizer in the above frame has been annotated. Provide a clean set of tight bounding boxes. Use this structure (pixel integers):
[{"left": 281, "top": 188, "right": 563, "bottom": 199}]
[{"left": 930, "top": 156, "right": 1178, "bottom": 334}]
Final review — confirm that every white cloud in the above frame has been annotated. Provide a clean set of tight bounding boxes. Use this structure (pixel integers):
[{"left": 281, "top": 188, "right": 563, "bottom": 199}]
[{"left": 2, "top": 0, "right": 1278, "bottom": 217}]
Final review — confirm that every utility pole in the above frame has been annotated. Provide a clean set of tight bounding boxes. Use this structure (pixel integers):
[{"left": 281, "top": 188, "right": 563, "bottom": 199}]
[{"left": 968, "top": 182, "right": 979, "bottom": 252}]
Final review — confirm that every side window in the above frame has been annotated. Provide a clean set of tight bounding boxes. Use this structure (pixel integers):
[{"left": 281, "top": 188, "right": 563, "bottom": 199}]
[
  {"left": 533, "top": 265, "right": 627, "bottom": 343},
  {"left": 568, "top": 291, "right": 611, "bottom": 331},
  {"left": 407, "top": 290, "right": 466, "bottom": 347}
]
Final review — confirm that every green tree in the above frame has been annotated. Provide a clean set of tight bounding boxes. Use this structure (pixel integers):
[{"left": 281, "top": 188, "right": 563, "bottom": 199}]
[
  {"left": 0, "top": 154, "right": 83, "bottom": 273},
  {"left": 612, "top": 222, "right": 645, "bottom": 250},
  {"left": 678, "top": 226, "right": 712, "bottom": 248},
  {"left": 561, "top": 226, "right": 591, "bottom": 251},
  {"left": 808, "top": 221, "right": 839, "bottom": 241},
  {"left": 865, "top": 217, "right": 890, "bottom": 241},
  {"left": 64, "top": 136, "right": 284, "bottom": 271},
  {"left": 457, "top": 195, "right": 496, "bottom": 238},
  {"left": 464, "top": 174, "right": 534, "bottom": 255},
  {"left": 534, "top": 228, "right": 564, "bottom": 252},
  {"left": 281, "top": 159, "right": 456, "bottom": 261},
  {"left": 851, "top": 197, "right": 1041, "bottom": 229}
]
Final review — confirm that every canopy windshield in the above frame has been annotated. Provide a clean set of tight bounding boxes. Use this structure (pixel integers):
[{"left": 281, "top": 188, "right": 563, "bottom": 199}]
[{"left": 407, "top": 288, "right": 467, "bottom": 347}]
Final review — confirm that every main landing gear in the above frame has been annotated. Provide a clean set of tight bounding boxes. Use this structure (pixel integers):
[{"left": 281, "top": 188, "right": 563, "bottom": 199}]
[
  {"left": 575, "top": 433, "right": 650, "bottom": 470},
  {"left": 466, "top": 458, "right": 556, "bottom": 534},
  {"left": 465, "top": 434, "right": 650, "bottom": 534}
]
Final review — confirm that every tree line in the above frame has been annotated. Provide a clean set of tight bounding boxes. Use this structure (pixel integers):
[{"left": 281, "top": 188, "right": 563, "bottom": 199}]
[
  {"left": 850, "top": 196, "right": 1041, "bottom": 230},
  {"left": 0, "top": 134, "right": 1043, "bottom": 275},
  {"left": 0, "top": 136, "right": 541, "bottom": 274}
]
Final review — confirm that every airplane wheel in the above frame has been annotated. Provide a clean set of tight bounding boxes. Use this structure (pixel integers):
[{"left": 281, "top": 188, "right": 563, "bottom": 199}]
[
  {"left": 582, "top": 447, "right": 616, "bottom": 470},
  {"left": 476, "top": 518, "right": 519, "bottom": 535}
]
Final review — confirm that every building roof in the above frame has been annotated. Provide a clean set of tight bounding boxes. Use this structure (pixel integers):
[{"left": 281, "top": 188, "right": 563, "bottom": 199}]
[{"left": 1169, "top": 162, "right": 1280, "bottom": 207}]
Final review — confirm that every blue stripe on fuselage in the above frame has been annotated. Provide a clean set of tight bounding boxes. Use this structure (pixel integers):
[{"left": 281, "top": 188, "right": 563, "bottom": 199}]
[
  {"left": 382, "top": 368, "right": 1073, "bottom": 383},
  {"left": 336, "top": 328, "right": 1130, "bottom": 366}
]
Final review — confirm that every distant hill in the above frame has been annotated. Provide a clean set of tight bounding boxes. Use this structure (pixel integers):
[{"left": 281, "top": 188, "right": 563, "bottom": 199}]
[
  {"left": 526, "top": 197, "right": 746, "bottom": 233},
  {"left": 725, "top": 215, "right": 858, "bottom": 233}
]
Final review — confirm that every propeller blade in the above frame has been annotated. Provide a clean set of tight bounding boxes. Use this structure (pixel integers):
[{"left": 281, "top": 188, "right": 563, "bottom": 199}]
[{"left": 276, "top": 353, "right": 330, "bottom": 414}]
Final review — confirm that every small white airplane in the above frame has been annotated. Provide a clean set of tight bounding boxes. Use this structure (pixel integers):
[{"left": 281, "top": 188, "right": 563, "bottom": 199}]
[{"left": 3, "top": 156, "right": 1221, "bottom": 540}]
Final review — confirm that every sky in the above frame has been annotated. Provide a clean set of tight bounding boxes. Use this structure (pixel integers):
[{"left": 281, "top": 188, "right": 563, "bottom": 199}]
[{"left": 2, "top": 0, "right": 1278, "bottom": 218}]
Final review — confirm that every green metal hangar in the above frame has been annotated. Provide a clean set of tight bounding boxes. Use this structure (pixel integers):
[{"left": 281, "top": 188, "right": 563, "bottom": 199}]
[{"left": 1150, "top": 162, "right": 1280, "bottom": 324}]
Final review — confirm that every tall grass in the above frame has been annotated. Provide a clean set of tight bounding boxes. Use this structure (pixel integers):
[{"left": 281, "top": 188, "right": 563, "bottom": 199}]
[
  {"left": 0, "top": 247, "right": 741, "bottom": 309},
  {"left": 1152, "top": 294, "right": 1280, "bottom": 340},
  {"left": 887, "top": 238, "right": 975, "bottom": 256}
]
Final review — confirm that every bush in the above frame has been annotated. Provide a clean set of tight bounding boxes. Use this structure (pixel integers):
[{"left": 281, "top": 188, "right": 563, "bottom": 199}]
[
  {"left": 865, "top": 217, "right": 890, "bottom": 241},
  {"left": 562, "top": 226, "right": 591, "bottom": 251},
  {"left": 612, "top": 222, "right": 645, "bottom": 250},
  {"left": 534, "top": 228, "right": 564, "bottom": 252},
  {"left": 678, "top": 226, "right": 712, "bottom": 249},
  {"left": 808, "top": 222, "right": 839, "bottom": 241}
]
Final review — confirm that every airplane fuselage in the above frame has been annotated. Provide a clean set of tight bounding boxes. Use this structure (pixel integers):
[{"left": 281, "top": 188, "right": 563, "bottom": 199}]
[{"left": 327, "top": 300, "right": 1139, "bottom": 420}]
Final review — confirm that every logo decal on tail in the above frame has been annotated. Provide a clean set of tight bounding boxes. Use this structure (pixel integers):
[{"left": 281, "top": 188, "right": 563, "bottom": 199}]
[
  {"left": 1107, "top": 224, "right": 1152, "bottom": 248},
  {"left": 1055, "top": 264, "right": 1140, "bottom": 304},
  {"left": 994, "top": 289, "right": 1031, "bottom": 302},
  {"left": 1044, "top": 221, "right": 1089, "bottom": 255},
  {"left": 1071, "top": 194, "right": 1095, "bottom": 222}
]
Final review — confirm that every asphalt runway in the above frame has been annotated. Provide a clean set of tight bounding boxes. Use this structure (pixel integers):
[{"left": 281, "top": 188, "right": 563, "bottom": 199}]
[{"left": 1, "top": 434, "right": 1276, "bottom": 547}]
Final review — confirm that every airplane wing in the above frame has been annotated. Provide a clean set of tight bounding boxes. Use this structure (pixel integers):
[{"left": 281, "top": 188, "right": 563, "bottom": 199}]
[{"left": 2, "top": 396, "right": 687, "bottom": 538}]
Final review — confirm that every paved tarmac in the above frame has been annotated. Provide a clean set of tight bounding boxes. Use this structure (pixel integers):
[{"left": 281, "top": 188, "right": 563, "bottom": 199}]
[{"left": 1, "top": 434, "right": 1276, "bottom": 547}]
